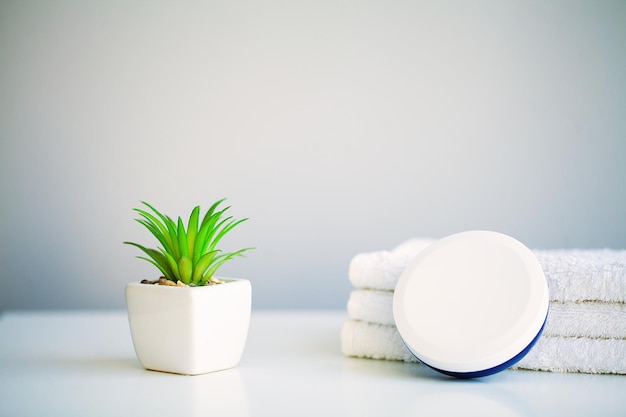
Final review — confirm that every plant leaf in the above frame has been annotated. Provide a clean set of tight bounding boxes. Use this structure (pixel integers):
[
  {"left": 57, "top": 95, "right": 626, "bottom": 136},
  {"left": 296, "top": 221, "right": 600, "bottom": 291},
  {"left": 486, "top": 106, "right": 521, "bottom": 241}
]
[
  {"left": 164, "top": 215, "right": 180, "bottom": 259},
  {"left": 133, "top": 209, "right": 175, "bottom": 254},
  {"left": 178, "top": 256, "right": 192, "bottom": 284},
  {"left": 124, "top": 241, "right": 174, "bottom": 280},
  {"left": 187, "top": 205, "right": 200, "bottom": 265},
  {"left": 177, "top": 216, "right": 189, "bottom": 259},
  {"left": 209, "top": 218, "right": 249, "bottom": 251},
  {"left": 136, "top": 257, "right": 169, "bottom": 277},
  {"left": 195, "top": 208, "right": 228, "bottom": 259},
  {"left": 134, "top": 218, "right": 174, "bottom": 256},
  {"left": 199, "top": 198, "right": 227, "bottom": 227},
  {"left": 191, "top": 249, "right": 220, "bottom": 283},
  {"left": 141, "top": 202, "right": 180, "bottom": 259},
  {"left": 162, "top": 250, "right": 181, "bottom": 282},
  {"left": 199, "top": 247, "right": 254, "bottom": 285}
]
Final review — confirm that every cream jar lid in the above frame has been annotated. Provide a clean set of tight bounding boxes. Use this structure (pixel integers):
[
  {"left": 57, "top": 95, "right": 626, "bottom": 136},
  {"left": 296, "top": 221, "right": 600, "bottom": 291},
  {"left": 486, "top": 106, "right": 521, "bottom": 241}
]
[{"left": 393, "top": 231, "right": 549, "bottom": 378}]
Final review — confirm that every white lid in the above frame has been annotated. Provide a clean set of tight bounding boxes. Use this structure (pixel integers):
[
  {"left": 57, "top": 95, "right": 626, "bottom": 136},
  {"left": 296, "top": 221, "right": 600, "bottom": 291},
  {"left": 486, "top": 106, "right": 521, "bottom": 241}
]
[{"left": 393, "top": 231, "right": 549, "bottom": 374}]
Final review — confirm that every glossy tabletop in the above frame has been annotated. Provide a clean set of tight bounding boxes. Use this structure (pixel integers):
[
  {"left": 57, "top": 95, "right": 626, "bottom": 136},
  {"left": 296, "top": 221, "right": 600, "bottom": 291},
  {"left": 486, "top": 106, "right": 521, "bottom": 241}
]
[{"left": 1, "top": 310, "right": 624, "bottom": 416}]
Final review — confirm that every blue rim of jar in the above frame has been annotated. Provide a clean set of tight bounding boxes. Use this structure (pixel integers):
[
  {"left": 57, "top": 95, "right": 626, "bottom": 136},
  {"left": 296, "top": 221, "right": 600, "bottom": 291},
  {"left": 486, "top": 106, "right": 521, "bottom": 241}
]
[{"left": 407, "top": 309, "right": 548, "bottom": 379}]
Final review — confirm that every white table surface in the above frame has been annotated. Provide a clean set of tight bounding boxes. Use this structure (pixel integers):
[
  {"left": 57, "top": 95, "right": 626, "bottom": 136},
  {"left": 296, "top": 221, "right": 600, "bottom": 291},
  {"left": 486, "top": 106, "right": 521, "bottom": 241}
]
[{"left": 1, "top": 310, "right": 624, "bottom": 417}]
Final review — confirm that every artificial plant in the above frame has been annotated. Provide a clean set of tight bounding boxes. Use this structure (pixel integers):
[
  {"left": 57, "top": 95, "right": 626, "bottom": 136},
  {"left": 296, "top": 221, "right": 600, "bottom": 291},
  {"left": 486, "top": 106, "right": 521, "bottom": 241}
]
[{"left": 124, "top": 198, "right": 253, "bottom": 286}]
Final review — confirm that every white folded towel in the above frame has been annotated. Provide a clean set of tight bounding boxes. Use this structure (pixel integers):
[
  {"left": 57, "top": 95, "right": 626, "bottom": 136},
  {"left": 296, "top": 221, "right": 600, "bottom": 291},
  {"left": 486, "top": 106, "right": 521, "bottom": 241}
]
[
  {"left": 347, "top": 289, "right": 626, "bottom": 339},
  {"left": 341, "top": 319, "right": 626, "bottom": 374},
  {"left": 348, "top": 238, "right": 436, "bottom": 293},
  {"left": 349, "top": 239, "right": 626, "bottom": 303}
]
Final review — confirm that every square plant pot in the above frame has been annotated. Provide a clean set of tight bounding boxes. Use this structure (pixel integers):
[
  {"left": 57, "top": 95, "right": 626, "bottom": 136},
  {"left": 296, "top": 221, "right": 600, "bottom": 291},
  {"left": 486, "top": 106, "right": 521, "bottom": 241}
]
[{"left": 125, "top": 278, "right": 251, "bottom": 375}]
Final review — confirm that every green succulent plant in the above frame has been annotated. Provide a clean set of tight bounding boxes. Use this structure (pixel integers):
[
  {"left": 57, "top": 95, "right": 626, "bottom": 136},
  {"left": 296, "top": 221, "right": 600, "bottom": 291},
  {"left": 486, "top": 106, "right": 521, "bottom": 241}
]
[{"left": 124, "top": 199, "right": 253, "bottom": 286}]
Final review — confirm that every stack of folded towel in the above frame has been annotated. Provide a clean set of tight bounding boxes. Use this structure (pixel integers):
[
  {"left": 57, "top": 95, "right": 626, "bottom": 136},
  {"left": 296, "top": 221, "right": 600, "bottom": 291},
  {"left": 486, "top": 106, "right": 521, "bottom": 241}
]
[{"left": 341, "top": 238, "right": 626, "bottom": 374}]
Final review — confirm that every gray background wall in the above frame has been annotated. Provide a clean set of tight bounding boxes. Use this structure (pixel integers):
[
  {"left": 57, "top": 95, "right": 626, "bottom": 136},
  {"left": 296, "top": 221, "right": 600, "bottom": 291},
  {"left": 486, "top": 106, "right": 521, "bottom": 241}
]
[{"left": 1, "top": 0, "right": 625, "bottom": 310}]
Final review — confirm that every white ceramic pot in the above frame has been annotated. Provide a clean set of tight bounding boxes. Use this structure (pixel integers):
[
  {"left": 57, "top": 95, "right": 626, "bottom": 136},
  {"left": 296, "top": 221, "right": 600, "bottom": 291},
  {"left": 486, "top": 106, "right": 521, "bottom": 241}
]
[{"left": 125, "top": 278, "right": 251, "bottom": 375}]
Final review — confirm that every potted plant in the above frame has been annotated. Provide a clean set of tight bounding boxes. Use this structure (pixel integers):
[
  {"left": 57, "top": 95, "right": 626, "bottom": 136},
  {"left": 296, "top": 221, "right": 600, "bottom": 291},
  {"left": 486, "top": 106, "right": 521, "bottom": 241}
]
[{"left": 124, "top": 198, "right": 253, "bottom": 375}]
